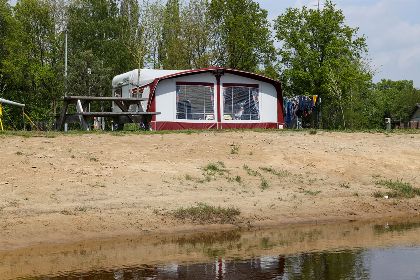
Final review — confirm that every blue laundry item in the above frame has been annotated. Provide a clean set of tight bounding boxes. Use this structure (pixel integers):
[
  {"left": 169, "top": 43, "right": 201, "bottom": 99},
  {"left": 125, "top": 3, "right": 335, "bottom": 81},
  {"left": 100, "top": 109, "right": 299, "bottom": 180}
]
[{"left": 283, "top": 96, "right": 317, "bottom": 128}]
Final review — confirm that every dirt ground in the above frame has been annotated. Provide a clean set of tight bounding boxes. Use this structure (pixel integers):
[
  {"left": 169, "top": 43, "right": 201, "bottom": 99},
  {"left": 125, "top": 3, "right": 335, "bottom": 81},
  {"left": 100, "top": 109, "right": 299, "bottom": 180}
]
[{"left": 0, "top": 130, "right": 419, "bottom": 250}]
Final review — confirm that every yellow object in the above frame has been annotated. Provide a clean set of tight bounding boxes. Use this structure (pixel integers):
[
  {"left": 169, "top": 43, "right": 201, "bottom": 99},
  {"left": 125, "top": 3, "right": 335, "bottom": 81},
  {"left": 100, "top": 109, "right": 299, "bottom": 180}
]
[
  {"left": 313, "top": 95, "right": 318, "bottom": 105},
  {"left": 23, "top": 111, "right": 39, "bottom": 130},
  {"left": 0, "top": 103, "right": 3, "bottom": 131}
]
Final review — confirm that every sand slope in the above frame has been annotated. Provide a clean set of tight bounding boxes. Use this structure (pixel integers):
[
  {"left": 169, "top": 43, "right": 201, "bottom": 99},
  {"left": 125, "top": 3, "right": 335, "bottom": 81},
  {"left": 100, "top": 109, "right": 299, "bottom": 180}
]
[{"left": 0, "top": 131, "right": 419, "bottom": 249}]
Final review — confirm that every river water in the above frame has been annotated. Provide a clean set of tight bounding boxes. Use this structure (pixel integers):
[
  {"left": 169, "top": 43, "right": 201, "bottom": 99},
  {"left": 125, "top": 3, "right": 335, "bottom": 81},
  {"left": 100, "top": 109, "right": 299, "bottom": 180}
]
[{"left": 1, "top": 217, "right": 420, "bottom": 280}]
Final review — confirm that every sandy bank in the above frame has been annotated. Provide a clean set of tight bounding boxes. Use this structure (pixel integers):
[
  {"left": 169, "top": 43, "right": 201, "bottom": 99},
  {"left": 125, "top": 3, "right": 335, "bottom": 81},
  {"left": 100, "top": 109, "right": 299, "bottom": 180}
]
[{"left": 0, "top": 131, "right": 419, "bottom": 250}]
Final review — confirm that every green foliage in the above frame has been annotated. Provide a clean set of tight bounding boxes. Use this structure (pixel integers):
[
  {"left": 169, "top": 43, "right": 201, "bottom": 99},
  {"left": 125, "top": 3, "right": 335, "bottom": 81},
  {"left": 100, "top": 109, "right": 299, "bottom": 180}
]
[
  {"left": 67, "top": 0, "right": 139, "bottom": 98},
  {"left": 376, "top": 179, "right": 420, "bottom": 199},
  {"left": 373, "top": 80, "right": 420, "bottom": 123},
  {"left": 159, "top": 0, "right": 186, "bottom": 68},
  {"left": 203, "top": 161, "right": 227, "bottom": 176},
  {"left": 1, "top": 0, "right": 62, "bottom": 127},
  {"left": 274, "top": 1, "right": 372, "bottom": 129},
  {"left": 259, "top": 166, "right": 291, "bottom": 177},
  {"left": 0, "top": 0, "right": 418, "bottom": 131},
  {"left": 209, "top": 0, "right": 275, "bottom": 73}
]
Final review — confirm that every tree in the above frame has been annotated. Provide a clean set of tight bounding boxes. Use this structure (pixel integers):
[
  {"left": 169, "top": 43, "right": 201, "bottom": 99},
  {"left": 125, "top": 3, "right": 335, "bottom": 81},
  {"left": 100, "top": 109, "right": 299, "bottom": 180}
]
[
  {"left": 140, "top": 0, "right": 164, "bottom": 69},
  {"left": 0, "top": 0, "right": 14, "bottom": 65},
  {"left": 209, "top": 0, "right": 275, "bottom": 73},
  {"left": 373, "top": 80, "right": 420, "bottom": 124},
  {"left": 67, "top": 0, "right": 140, "bottom": 96},
  {"left": 1, "top": 0, "right": 61, "bottom": 125},
  {"left": 274, "top": 1, "right": 372, "bottom": 129},
  {"left": 181, "top": 0, "right": 212, "bottom": 69},
  {"left": 159, "top": 0, "right": 189, "bottom": 69}
]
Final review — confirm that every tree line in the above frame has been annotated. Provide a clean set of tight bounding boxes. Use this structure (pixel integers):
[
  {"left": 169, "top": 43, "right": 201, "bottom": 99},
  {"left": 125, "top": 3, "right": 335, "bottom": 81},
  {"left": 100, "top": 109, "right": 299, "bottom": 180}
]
[{"left": 0, "top": 0, "right": 419, "bottom": 129}]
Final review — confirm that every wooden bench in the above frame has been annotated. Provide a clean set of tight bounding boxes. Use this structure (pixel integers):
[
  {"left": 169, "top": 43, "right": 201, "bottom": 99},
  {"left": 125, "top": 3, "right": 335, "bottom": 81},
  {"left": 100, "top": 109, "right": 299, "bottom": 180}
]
[{"left": 57, "top": 96, "right": 160, "bottom": 131}]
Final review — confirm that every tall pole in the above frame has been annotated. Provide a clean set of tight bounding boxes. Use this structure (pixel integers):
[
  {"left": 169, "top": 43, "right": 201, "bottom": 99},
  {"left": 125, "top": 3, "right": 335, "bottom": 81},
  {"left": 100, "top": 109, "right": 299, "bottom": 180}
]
[
  {"left": 64, "top": 29, "right": 68, "bottom": 97},
  {"left": 64, "top": 29, "right": 68, "bottom": 132}
]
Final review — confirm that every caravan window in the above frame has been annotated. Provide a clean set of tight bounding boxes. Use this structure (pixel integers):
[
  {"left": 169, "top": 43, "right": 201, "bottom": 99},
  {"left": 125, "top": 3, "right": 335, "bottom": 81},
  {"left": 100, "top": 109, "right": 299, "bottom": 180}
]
[
  {"left": 176, "top": 84, "right": 214, "bottom": 120},
  {"left": 223, "top": 85, "right": 260, "bottom": 121}
]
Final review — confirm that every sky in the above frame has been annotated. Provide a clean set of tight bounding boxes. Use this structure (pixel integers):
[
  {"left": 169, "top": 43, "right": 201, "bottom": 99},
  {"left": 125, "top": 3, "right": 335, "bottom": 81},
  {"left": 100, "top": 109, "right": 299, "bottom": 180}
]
[{"left": 256, "top": 0, "right": 420, "bottom": 88}]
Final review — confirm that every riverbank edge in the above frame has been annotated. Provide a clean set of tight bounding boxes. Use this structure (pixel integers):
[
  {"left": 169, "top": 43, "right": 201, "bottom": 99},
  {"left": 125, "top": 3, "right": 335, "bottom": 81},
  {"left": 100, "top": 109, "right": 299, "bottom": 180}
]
[{"left": 2, "top": 211, "right": 419, "bottom": 253}]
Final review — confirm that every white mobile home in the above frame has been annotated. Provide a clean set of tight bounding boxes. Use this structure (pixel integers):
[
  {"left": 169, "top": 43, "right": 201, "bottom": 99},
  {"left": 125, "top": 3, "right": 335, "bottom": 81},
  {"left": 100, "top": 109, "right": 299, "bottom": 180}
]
[{"left": 112, "top": 67, "right": 284, "bottom": 130}]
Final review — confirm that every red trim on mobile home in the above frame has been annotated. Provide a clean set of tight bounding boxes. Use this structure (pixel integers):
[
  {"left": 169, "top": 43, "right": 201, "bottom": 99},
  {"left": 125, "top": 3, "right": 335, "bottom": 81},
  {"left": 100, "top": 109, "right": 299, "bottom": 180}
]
[
  {"left": 152, "top": 122, "right": 278, "bottom": 131},
  {"left": 140, "top": 67, "right": 284, "bottom": 130}
]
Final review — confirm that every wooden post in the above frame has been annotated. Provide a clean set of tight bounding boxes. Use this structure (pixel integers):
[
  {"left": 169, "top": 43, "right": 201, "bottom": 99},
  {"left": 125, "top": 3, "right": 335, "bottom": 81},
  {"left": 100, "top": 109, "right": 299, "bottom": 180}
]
[
  {"left": 57, "top": 101, "right": 69, "bottom": 131},
  {"left": 22, "top": 107, "right": 25, "bottom": 131}
]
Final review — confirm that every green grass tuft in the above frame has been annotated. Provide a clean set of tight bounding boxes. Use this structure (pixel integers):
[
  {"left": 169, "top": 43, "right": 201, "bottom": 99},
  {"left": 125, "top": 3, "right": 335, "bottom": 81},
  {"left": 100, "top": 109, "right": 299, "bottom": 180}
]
[
  {"left": 259, "top": 167, "right": 291, "bottom": 177},
  {"left": 303, "top": 190, "right": 321, "bottom": 196},
  {"left": 373, "top": 191, "right": 385, "bottom": 198},
  {"left": 260, "top": 178, "right": 270, "bottom": 190},
  {"left": 376, "top": 179, "right": 420, "bottom": 199},
  {"left": 173, "top": 203, "right": 240, "bottom": 224},
  {"left": 202, "top": 161, "right": 227, "bottom": 176},
  {"left": 230, "top": 143, "right": 239, "bottom": 154},
  {"left": 243, "top": 165, "right": 260, "bottom": 177}
]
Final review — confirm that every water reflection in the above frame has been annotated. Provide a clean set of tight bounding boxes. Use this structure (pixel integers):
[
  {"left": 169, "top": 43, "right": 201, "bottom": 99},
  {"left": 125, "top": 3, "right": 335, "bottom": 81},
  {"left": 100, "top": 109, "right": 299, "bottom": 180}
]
[
  {"left": 3, "top": 217, "right": 420, "bottom": 280},
  {"left": 30, "top": 252, "right": 370, "bottom": 280}
]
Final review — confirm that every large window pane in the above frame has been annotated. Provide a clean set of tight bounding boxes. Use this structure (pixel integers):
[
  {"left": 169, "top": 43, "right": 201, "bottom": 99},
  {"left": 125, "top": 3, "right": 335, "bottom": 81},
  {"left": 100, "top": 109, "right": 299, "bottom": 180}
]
[
  {"left": 176, "top": 85, "right": 214, "bottom": 120},
  {"left": 223, "top": 86, "right": 260, "bottom": 120}
]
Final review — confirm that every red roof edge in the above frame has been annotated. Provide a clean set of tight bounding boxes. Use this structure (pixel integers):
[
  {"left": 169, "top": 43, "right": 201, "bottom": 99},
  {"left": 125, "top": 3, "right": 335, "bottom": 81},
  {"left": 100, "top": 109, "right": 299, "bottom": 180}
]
[{"left": 144, "top": 67, "right": 282, "bottom": 113}]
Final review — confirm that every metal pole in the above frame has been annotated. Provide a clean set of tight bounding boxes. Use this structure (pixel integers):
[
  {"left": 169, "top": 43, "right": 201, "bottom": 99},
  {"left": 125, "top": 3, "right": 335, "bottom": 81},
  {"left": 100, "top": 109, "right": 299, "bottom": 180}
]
[
  {"left": 0, "top": 98, "right": 25, "bottom": 107},
  {"left": 64, "top": 29, "right": 68, "bottom": 131},
  {"left": 64, "top": 29, "right": 68, "bottom": 96}
]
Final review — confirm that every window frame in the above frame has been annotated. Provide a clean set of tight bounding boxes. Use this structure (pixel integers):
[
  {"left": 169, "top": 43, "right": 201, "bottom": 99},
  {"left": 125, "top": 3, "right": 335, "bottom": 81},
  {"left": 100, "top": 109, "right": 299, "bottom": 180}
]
[
  {"left": 222, "top": 83, "right": 260, "bottom": 122},
  {"left": 175, "top": 82, "right": 216, "bottom": 122}
]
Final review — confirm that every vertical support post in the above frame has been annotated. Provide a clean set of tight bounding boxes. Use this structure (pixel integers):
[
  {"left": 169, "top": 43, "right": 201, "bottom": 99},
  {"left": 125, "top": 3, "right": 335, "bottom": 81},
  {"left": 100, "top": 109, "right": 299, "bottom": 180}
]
[
  {"left": 64, "top": 29, "right": 68, "bottom": 97},
  {"left": 212, "top": 69, "right": 224, "bottom": 130},
  {"left": 22, "top": 107, "right": 25, "bottom": 131},
  {"left": 57, "top": 100, "right": 69, "bottom": 131},
  {"left": 64, "top": 29, "right": 68, "bottom": 131},
  {"left": 216, "top": 75, "right": 221, "bottom": 129},
  {"left": 76, "top": 99, "right": 89, "bottom": 131},
  {"left": 0, "top": 103, "right": 3, "bottom": 131}
]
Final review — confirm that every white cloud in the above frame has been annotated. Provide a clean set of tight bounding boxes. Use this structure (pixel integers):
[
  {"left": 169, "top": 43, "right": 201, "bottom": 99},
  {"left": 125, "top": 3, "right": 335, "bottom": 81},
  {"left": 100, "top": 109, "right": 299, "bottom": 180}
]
[{"left": 333, "top": 0, "right": 420, "bottom": 86}]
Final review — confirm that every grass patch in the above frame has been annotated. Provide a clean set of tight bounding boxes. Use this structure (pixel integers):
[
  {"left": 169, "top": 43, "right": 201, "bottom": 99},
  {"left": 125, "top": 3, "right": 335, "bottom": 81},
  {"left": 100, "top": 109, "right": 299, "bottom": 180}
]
[
  {"left": 373, "top": 191, "right": 385, "bottom": 198},
  {"left": 309, "top": 129, "right": 317, "bottom": 135},
  {"left": 230, "top": 143, "right": 239, "bottom": 154},
  {"left": 259, "top": 167, "right": 291, "bottom": 177},
  {"left": 303, "top": 190, "right": 321, "bottom": 196},
  {"left": 173, "top": 203, "right": 240, "bottom": 224},
  {"left": 340, "top": 183, "right": 350, "bottom": 189},
  {"left": 202, "top": 161, "right": 227, "bottom": 176},
  {"left": 243, "top": 165, "right": 270, "bottom": 190},
  {"left": 260, "top": 178, "right": 270, "bottom": 190},
  {"left": 243, "top": 165, "right": 260, "bottom": 177},
  {"left": 376, "top": 179, "right": 420, "bottom": 199}
]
